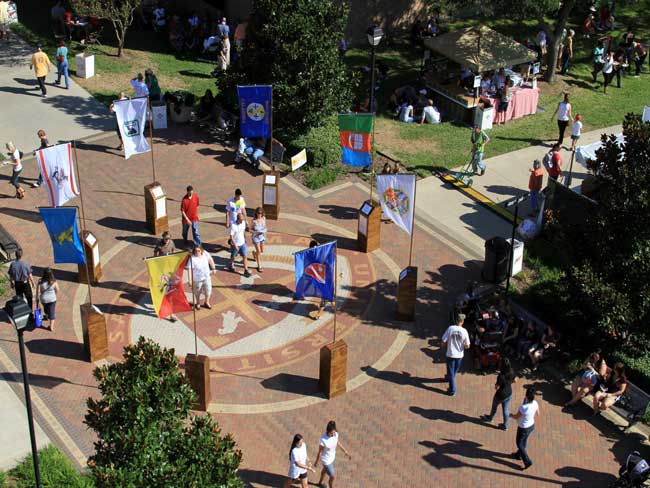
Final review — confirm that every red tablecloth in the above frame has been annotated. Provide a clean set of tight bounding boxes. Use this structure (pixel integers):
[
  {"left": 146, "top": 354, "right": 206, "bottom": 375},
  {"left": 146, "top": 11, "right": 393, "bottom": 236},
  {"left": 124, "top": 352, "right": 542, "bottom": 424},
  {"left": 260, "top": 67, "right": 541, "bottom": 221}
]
[{"left": 488, "top": 87, "right": 539, "bottom": 122}]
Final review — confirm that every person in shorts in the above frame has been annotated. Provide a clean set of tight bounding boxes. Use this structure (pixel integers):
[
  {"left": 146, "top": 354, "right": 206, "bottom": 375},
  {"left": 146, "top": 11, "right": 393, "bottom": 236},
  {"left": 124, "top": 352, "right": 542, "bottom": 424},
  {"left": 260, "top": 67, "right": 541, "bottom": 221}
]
[
  {"left": 315, "top": 420, "right": 351, "bottom": 488},
  {"left": 283, "top": 434, "right": 315, "bottom": 488},
  {"left": 37, "top": 268, "right": 59, "bottom": 331},
  {"left": 570, "top": 114, "right": 582, "bottom": 151},
  {"left": 228, "top": 213, "right": 251, "bottom": 277},
  {"left": 251, "top": 207, "right": 267, "bottom": 272}
]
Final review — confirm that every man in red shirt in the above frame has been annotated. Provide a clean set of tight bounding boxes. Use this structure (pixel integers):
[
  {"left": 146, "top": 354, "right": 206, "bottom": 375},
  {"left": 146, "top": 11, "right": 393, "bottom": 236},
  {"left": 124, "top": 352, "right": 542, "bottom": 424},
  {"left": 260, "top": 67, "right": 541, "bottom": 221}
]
[
  {"left": 181, "top": 185, "right": 201, "bottom": 245},
  {"left": 546, "top": 143, "right": 563, "bottom": 181}
]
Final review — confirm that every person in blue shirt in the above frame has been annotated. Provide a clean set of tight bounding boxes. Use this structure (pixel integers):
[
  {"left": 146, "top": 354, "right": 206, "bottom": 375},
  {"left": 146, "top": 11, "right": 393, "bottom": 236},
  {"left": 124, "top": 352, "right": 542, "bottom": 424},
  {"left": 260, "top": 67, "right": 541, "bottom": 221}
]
[{"left": 54, "top": 39, "right": 69, "bottom": 89}]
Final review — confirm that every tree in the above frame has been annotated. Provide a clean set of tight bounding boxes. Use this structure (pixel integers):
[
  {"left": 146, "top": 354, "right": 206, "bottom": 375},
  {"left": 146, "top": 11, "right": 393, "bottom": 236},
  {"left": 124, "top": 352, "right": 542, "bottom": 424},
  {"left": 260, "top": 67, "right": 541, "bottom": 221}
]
[
  {"left": 85, "top": 337, "right": 244, "bottom": 488},
  {"left": 218, "top": 0, "right": 357, "bottom": 140},
  {"left": 70, "top": 0, "right": 139, "bottom": 57}
]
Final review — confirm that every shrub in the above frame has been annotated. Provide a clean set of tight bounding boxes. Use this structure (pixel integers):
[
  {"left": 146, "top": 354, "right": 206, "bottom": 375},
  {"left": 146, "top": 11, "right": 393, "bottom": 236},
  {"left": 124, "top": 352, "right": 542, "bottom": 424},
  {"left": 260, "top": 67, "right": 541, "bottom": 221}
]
[
  {"left": 9, "top": 445, "right": 93, "bottom": 488},
  {"left": 303, "top": 165, "right": 343, "bottom": 189},
  {"left": 289, "top": 114, "right": 341, "bottom": 169},
  {"left": 611, "top": 351, "right": 650, "bottom": 393}
]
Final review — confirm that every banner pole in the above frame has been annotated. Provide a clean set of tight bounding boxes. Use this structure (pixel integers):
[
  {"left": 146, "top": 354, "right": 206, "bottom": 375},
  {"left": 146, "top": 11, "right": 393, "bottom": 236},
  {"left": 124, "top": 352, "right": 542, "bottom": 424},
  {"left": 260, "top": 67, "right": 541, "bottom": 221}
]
[
  {"left": 369, "top": 113, "right": 376, "bottom": 202},
  {"left": 73, "top": 140, "right": 93, "bottom": 305},
  {"left": 148, "top": 99, "right": 156, "bottom": 182},
  {"left": 269, "top": 86, "right": 273, "bottom": 167},
  {"left": 408, "top": 176, "right": 417, "bottom": 268},
  {"left": 189, "top": 254, "right": 198, "bottom": 356},
  {"left": 333, "top": 243, "right": 338, "bottom": 344}
]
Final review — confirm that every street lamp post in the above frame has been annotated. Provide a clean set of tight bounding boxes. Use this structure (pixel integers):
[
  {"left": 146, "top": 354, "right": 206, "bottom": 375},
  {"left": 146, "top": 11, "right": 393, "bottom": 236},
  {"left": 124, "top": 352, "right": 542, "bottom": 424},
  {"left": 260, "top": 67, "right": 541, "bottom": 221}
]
[
  {"left": 4, "top": 296, "right": 42, "bottom": 488},
  {"left": 504, "top": 194, "right": 527, "bottom": 294},
  {"left": 366, "top": 25, "right": 384, "bottom": 117}
]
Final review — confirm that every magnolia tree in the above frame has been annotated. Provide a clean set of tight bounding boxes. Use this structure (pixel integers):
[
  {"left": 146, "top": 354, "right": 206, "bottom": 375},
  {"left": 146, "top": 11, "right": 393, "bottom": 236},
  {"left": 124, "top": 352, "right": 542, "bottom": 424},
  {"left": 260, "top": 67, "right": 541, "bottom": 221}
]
[{"left": 70, "top": 0, "right": 139, "bottom": 57}]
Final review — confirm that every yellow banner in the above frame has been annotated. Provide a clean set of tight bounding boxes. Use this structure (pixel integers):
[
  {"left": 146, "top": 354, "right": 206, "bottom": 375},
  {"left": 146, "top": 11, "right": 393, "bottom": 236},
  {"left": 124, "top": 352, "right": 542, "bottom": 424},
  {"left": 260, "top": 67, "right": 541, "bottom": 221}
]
[{"left": 145, "top": 252, "right": 190, "bottom": 318}]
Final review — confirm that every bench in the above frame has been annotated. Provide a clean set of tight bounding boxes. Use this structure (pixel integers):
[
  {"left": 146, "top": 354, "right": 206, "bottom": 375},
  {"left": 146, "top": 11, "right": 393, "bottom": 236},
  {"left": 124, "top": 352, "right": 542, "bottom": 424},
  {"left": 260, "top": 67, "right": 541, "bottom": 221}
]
[
  {"left": 259, "top": 138, "right": 286, "bottom": 169},
  {"left": 0, "top": 224, "right": 20, "bottom": 263},
  {"left": 510, "top": 299, "right": 650, "bottom": 431}
]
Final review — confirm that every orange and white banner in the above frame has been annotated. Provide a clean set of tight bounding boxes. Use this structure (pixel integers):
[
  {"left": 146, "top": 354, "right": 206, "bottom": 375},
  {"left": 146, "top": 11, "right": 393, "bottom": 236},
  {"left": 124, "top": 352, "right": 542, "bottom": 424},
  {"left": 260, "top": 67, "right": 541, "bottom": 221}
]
[{"left": 36, "top": 142, "right": 79, "bottom": 207}]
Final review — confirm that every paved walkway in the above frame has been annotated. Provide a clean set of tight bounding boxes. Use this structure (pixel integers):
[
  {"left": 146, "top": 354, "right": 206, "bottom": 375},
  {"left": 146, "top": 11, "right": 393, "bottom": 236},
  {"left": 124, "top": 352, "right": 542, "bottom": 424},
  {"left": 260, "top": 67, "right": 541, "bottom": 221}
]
[
  {"left": 0, "top": 35, "right": 113, "bottom": 153},
  {"left": 0, "top": 122, "right": 643, "bottom": 485}
]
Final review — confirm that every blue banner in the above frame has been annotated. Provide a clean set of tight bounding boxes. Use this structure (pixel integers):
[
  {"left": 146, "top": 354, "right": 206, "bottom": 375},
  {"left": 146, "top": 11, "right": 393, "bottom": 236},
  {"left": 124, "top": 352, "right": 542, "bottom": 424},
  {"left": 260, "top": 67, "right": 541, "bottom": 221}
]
[
  {"left": 294, "top": 241, "right": 336, "bottom": 301},
  {"left": 237, "top": 85, "right": 272, "bottom": 138},
  {"left": 39, "top": 207, "right": 86, "bottom": 264}
]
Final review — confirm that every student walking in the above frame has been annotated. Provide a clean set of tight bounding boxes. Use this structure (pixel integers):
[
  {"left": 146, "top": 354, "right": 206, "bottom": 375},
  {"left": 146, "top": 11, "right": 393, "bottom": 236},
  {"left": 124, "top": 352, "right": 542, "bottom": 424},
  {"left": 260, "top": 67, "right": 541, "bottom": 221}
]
[
  {"left": 551, "top": 93, "right": 572, "bottom": 147},
  {"left": 3, "top": 142, "right": 25, "bottom": 198},
  {"left": 226, "top": 188, "right": 247, "bottom": 228},
  {"left": 37, "top": 268, "right": 59, "bottom": 331},
  {"left": 544, "top": 143, "right": 563, "bottom": 182},
  {"left": 189, "top": 245, "right": 216, "bottom": 310},
  {"left": 181, "top": 185, "right": 201, "bottom": 246},
  {"left": 511, "top": 388, "right": 540, "bottom": 470},
  {"left": 30, "top": 44, "right": 52, "bottom": 97},
  {"left": 54, "top": 39, "right": 69, "bottom": 89},
  {"left": 228, "top": 214, "right": 251, "bottom": 277},
  {"left": 31, "top": 129, "right": 50, "bottom": 188},
  {"left": 570, "top": 114, "right": 583, "bottom": 151},
  {"left": 481, "top": 358, "right": 516, "bottom": 430},
  {"left": 602, "top": 51, "right": 615, "bottom": 94},
  {"left": 528, "top": 160, "right": 544, "bottom": 213},
  {"left": 592, "top": 41, "right": 605, "bottom": 82},
  {"left": 282, "top": 434, "right": 315, "bottom": 488},
  {"left": 251, "top": 207, "right": 267, "bottom": 272},
  {"left": 109, "top": 92, "right": 129, "bottom": 151},
  {"left": 441, "top": 313, "right": 471, "bottom": 396},
  {"left": 8, "top": 249, "right": 36, "bottom": 309},
  {"left": 315, "top": 420, "right": 352, "bottom": 488}
]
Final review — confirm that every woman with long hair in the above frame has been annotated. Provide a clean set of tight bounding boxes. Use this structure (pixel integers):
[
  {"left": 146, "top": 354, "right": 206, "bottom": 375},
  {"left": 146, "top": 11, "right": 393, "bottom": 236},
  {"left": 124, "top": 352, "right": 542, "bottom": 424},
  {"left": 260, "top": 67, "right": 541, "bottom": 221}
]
[
  {"left": 481, "top": 357, "right": 516, "bottom": 430},
  {"left": 37, "top": 268, "right": 60, "bottom": 331},
  {"left": 283, "top": 434, "right": 315, "bottom": 488},
  {"left": 251, "top": 207, "right": 267, "bottom": 272},
  {"left": 3, "top": 142, "right": 24, "bottom": 198}
]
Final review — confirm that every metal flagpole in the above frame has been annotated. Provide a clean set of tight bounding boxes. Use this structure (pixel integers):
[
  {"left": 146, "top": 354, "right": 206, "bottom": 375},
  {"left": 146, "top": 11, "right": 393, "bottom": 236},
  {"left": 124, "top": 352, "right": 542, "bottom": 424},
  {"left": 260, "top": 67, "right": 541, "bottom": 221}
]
[
  {"left": 189, "top": 253, "right": 198, "bottom": 356},
  {"left": 73, "top": 141, "right": 93, "bottom": 304},
  {"left": 369, "top": 113, "right": 376, "bottom": 202},
  {"left": 332, "top": 242, "right": 338, "bottom": 343},
  {"left": 269, "top": 86, "right": 273, "bottom": 167},
  {"left": 407, "top": 175, "right": 417, "bottom": 268},
  {"left": 148, "top": 98, "right": 157, "bottom": 182}
]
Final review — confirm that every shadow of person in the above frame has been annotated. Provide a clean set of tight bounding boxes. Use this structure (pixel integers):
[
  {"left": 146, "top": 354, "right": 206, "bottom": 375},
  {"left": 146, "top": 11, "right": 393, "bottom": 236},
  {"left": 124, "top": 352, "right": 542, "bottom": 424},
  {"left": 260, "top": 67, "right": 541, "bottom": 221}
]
[
  {"left": 410, "top": 406, "right": 501, "bottom": 429},
  {"left": 555, "top": 466, "right": 617, "bottom": 487},
  {"left": 419, "top": 439, "right": 521, "bottom": 470},
  {"left": 362, "top": 365, "right": 448, "bottom": 394}
]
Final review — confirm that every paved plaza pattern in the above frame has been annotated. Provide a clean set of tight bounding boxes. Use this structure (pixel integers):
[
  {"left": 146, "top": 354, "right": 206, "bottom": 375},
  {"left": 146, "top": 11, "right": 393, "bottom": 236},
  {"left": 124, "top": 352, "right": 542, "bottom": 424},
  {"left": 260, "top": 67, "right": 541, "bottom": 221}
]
[{"left": 0, "top": 125, "right": 644, "bottom": 486}]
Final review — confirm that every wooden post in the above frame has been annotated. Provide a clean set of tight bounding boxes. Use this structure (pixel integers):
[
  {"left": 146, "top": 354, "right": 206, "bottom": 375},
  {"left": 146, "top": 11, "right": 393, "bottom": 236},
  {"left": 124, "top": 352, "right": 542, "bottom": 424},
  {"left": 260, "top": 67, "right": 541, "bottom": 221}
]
[
  {"left": 262, "top": 169, "right": 280, "bottom": 220},
  {"left": 357, "top": 200, "right": 381, "bottom": 253},
  {"left": 144, "top": 182, "right": 169, "bottom": 235},
  {"left": 184, "top": 354, "right": 210, "bottom": 411},
  {"left": 319, "top": 340, "right": 347, "bottom": 399}
]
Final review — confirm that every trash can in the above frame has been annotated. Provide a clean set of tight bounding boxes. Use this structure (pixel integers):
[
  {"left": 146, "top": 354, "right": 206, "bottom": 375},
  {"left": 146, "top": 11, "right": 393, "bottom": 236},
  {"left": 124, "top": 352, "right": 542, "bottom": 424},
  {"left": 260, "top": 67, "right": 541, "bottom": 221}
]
[{"left": 482, "top": 236, "right": 510, "bottom": 283}]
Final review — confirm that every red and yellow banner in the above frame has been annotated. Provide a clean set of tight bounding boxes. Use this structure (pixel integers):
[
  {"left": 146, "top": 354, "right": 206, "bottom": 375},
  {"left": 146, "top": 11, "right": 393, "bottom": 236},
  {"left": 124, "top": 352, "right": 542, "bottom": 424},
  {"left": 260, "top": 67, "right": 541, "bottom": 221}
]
[{"left": 146, "top": 252, "right": 192, "bottom": 319}]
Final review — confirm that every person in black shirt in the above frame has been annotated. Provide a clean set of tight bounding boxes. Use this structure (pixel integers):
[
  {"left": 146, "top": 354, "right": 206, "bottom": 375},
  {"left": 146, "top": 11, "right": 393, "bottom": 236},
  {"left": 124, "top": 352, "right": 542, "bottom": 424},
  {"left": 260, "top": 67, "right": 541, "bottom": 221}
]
[{"left": 481, "top": 358, "right": 515, "bottom": 430}]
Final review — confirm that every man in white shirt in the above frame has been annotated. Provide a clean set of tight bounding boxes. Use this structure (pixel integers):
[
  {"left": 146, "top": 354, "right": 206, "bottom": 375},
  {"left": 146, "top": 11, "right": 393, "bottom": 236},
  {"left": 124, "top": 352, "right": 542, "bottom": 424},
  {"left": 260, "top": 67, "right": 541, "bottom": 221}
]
[
  {"left": 510, "top": 388, "right": 539, "bottom": 469},
  {"left": 419, "top": 99, "right": 441, "bottom": 125},
  {"left": 225, "top": 188, "right": 247, "bottom": 227},
  {"left": 188, "top": 245, "right": 215, "bottom": 310},
  {"left": 228, "top": 214, "right": 251, "bottom": 277},
  {"left": 315, "top": 420, "right": 351, "bottom": 488},
  {"left": 130, "top": 73, "right": 149, "bottom": 98},
  {"left": 441, "top": 313, "right": 470, "bottom": 396}
]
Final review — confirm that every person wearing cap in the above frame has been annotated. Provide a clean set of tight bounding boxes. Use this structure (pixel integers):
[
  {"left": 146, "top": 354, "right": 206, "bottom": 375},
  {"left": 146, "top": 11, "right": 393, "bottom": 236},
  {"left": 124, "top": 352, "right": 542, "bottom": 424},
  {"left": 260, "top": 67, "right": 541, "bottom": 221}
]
[
  {"left": 528, "top": 160, "right": 544, "bottom": 214},
  {"left": 30, "top": 44, "right": 53, "bottom": 98},
  {"left": 441, "top": 313, "right": 471, "bottom": 396},
  {"left": 144, "top": 68, "right": 161, "bottom": 101},
  {"left": 470, "top": 125, "right": 489, "bottom": 176},
  {"left": 130, "top": 72, "right": 149, "bottom": 98}
]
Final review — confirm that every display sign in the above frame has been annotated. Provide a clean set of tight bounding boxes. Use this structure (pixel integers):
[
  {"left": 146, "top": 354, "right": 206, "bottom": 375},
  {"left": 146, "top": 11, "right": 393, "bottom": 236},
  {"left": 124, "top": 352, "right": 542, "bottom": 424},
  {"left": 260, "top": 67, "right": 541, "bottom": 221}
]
[
  {"left": 264, "top": 174, "right": 276, "bottom": 185},
  {"left": 151, "top": 186, "right": 164, "bottom": 199},
  {"left": 263, "top": 187, "right": 276, "bottom": 205},
  {"left": 86, "top": 234, "right": 96, "bottom": 246},
  {"left": 155, "top": 198, "right": 166, "bottom": 218},
  {"left": 92, "top": 245, "right": 100, "bottom": 266},
  {"left": 532, "top": 62, "right": 541, "bottom": 75},
  {"left": 361, "top": 202, "right": 373, "bottom": 215},
  {"left": 473, "top": 75, "right": 481, "bottom": 89},
  {"left": 358, "top": 215, "right": 367, "bottom": 236}
]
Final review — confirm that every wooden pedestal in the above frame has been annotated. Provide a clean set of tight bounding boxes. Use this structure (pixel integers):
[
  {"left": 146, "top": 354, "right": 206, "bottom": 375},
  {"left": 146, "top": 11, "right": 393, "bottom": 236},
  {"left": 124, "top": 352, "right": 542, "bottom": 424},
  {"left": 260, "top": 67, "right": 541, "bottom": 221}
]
[
  {"left": 396, "top": 266, "right": 418, "bottom": 321},
  {"left": 262, "top": 171, "right": 280, "bottom": 220},
  {"left": 357, "top": 200, "right": 380, "bottom": 253},
  {"left": 78, "top": 231, "right": 102, "bottom": 284},
  {"left": 319, "top": 339, "right": 347, "bottom": 399},
  {"left": 185, "top": 353, "right": 211, "bottom": 411},
  {"left": 79, "top": 303, "right": 108, "bottom": 362},
  {"left": 144, "top": 182, "right": 169, "bottom": 235}
]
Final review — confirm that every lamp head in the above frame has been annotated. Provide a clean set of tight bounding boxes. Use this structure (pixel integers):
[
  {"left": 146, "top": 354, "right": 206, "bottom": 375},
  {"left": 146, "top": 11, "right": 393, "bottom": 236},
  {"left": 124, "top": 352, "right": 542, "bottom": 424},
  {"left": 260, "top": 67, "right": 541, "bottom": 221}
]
[
  {"left": 366, "top": 25, "right": 383, "bottom": 47},
  {"left": 4, "top": 296, "right": 31, "bottom": 332}
]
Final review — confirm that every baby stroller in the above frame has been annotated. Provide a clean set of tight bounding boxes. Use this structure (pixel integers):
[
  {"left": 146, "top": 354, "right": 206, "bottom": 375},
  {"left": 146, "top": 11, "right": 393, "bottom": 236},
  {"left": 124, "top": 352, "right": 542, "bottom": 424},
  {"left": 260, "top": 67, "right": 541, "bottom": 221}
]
[
  {"left": 610, "top": 451, "right": 650, "bottom": 487},
  {"left": 474, "top": 329, "right": 504, "bottom": 369}
]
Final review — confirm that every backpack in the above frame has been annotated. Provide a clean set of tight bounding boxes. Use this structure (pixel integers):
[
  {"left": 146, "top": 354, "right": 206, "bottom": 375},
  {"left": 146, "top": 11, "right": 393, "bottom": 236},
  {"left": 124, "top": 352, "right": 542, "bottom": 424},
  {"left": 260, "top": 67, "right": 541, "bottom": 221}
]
[{"left": 542, "top": 151, "right": 553, "bottom": 171}]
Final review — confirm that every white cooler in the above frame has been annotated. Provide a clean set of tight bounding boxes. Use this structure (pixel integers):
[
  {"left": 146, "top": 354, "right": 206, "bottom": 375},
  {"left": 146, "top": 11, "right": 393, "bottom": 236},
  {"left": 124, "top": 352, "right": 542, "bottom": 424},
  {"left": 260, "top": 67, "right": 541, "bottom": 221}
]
[
  {"left": 474, "top": 106, "right": 493, "bottom": 130},
  {"left": 152, "top": 104, "right": 167, "bottom": 129},
  {"left": 75, "top": 53, "right": 95, "bottom": 79}
]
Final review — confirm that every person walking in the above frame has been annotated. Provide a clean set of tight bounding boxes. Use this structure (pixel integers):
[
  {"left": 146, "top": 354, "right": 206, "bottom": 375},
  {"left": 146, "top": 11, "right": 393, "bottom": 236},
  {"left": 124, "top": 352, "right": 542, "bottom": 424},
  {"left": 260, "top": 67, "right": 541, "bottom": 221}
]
[
  {"left": 441, "top": 313, "right": 471, "bottom": 396},
  {"left": 602, "top": 51, "right": 615, "bottom": 94},
  {"left": 181, "top": 185, "right": 201, "bottom": 246},
  {"left": 226, "top": 188, "right": 247, "bottom": 228},
  {"left": 544, "top": 143, "right": 563, "bottom": 182},
  {"left": 481, "top": 358, "right": 516, "bottom": 430},
  {"left": 228, "top": 213, "right": 251, "bottom": 277},
  {"left": 559, "top": 30, "right": 574, "bottom": 74},
  {"left": 8, "top": 249, "right": 36, "bottom": 310},
  {"left": 551, "top": 93, "right": 572, "bottom": 147},
  {"left": 217, "top": 17, "right": 230, "bottom": 67},
  {"left": 3, "top": 142, "right": 25, "bottom": 198},
  {"left": 30, "top": 44, "right": 52, "bottom": 98},
  {"left": 570, "top": 114, "right": 583, "bottom": 151},
  {"left": 511, "top": 388, "right": 540, "bottom": 470},
  {"left": 188, "top": 245, "right": 215, "bottom": 310},
  {"left": 54, "top": 39, "right": 69, "bottom": 89},
  {"left": 110, "top": 92, "right": 129, "bottom": 151},
  {"left": 315, "top": 420, "right": 352, "bottom": 488},
  {"left": 283, "top": 434, "right": 315, "bottom": 488},
  {"left": 251, "top": 207, "right": 267, "bottom": 272},
  {"left": 528, "top": 160, "right": 544, "bottom": 214},
  {"left": 633, "top": 42, "right": 647, "bottom": 77},
  {"left": 37, "top": 268, "right": 59, "bottom": 331},
  {"left": 30, "top": 129, "right": 50, "bottom": 188},
  {"left": 592, "top": 41, "right": 605, "bottom": 82},
  {"left": 470, "top": 126, "right": 490, "bottom": 176},
  {"left": 0, "top": 0, "right": 9, "bottom": 42}
]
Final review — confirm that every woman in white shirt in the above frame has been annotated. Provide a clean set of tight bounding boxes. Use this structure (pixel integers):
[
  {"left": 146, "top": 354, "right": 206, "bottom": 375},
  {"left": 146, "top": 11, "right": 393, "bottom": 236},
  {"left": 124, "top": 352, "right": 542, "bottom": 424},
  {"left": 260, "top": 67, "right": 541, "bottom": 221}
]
[
  {"left": 188, "top": 245, "right": 215, "bottom": 310},
  {"left": 510, "top": 388, "right": 539, "bottom": 470},
  {"left": 251, "top": 207, "right": 267, "bottom": 272},
  {"left": 551, "top": 93, "right": 573, "bottom": 147},
  {"left": 315, "top": 420, "right": 352, "bottom": 488},
  {"left": 602, "top": 51, "right": 615, "bottom": 94},
  {"left": 3, "top": 141, "right": 24, "bottom": 198},
  {"left": 283, "top": 434, "right": 315, "bottom": 488}
]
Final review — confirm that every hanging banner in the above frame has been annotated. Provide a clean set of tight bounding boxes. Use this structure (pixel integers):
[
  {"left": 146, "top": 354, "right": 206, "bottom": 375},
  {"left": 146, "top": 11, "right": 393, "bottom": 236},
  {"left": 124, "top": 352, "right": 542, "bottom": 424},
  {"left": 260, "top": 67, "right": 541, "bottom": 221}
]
[
  {"left": 145, "top": 252, "right": 192, "bottom": 319},
  {"left": 338, "top": 113, "right": 373, "bottom": 167},
  {"left": 39, "top": 207, "right": 86, "bottom": 264},
  {"left": 294, "top": 241, "right": 336, "bottom": 301},
  {"left": 113, "top": 97, "right": 151, "bottom": 159},
  {"left": 291, "top": 149, "right": 307, "bottom": 171},
  {"left": 376, "top": 174, "right": 416, "bottom": 235},
  {"left": 35, "top": 142, "right": 79, "bottom": 207},
  {"left": 237, "top": 85, "right": 272, "bottom": 138}
]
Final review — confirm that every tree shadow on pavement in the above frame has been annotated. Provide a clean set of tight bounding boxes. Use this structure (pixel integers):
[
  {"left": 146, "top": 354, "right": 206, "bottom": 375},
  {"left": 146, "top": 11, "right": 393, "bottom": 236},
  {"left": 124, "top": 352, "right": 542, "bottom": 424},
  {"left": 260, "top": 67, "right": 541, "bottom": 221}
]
[
  {"left": 41, "top": 94, "right": 114, "bottom": 133},
  {"left": 238, "top": 469, "right": 290, "bottom": 488}
]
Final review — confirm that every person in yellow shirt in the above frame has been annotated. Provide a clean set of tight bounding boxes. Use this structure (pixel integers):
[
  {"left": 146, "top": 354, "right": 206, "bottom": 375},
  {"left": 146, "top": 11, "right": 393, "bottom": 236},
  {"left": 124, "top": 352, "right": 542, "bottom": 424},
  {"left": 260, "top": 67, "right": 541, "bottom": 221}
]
[
  {"left": 30, "top": 44, "right": 53, "bottom": 98},
  {"left": 0, "top": 0, "right": 10, "bottom": 41}
]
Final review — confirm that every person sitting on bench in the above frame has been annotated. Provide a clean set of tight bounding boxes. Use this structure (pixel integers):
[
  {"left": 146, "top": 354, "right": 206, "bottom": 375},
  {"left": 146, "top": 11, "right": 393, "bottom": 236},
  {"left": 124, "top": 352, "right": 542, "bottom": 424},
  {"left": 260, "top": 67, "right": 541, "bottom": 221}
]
[{"left": 235, "top": 137, "right": 266, "bottom": 168}]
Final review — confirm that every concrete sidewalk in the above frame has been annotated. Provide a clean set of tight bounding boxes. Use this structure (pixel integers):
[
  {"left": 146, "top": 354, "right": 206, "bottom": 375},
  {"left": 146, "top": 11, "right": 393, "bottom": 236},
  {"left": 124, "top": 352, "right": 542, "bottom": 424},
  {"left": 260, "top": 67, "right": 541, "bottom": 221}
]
[{"left": 0, "top": 35, "right": 113, "bottom": 153}]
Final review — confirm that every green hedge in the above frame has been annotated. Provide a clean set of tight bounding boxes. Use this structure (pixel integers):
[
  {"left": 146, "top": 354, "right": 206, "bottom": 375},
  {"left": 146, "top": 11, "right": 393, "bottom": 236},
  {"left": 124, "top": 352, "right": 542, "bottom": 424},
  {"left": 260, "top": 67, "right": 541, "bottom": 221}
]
[
  {"left": 8, "top": 445, "right": 93, "bottom": 488},
  {"left": 288, "top": 114, "right": 341, "bottom": 169}
]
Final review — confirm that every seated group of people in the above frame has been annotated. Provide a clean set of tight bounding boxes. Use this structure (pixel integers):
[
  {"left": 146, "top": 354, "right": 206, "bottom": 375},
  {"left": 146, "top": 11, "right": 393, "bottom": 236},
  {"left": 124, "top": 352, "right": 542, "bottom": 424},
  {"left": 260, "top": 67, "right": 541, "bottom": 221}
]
[
  {"left": 50, "top": 1, "right": 101, "bottom": 42},
  {"left": 582, "top": 3, "right": 616, "bottom": 36},
  {"left": 390, "top": 86, "right": 441, "bottom": 125}
]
